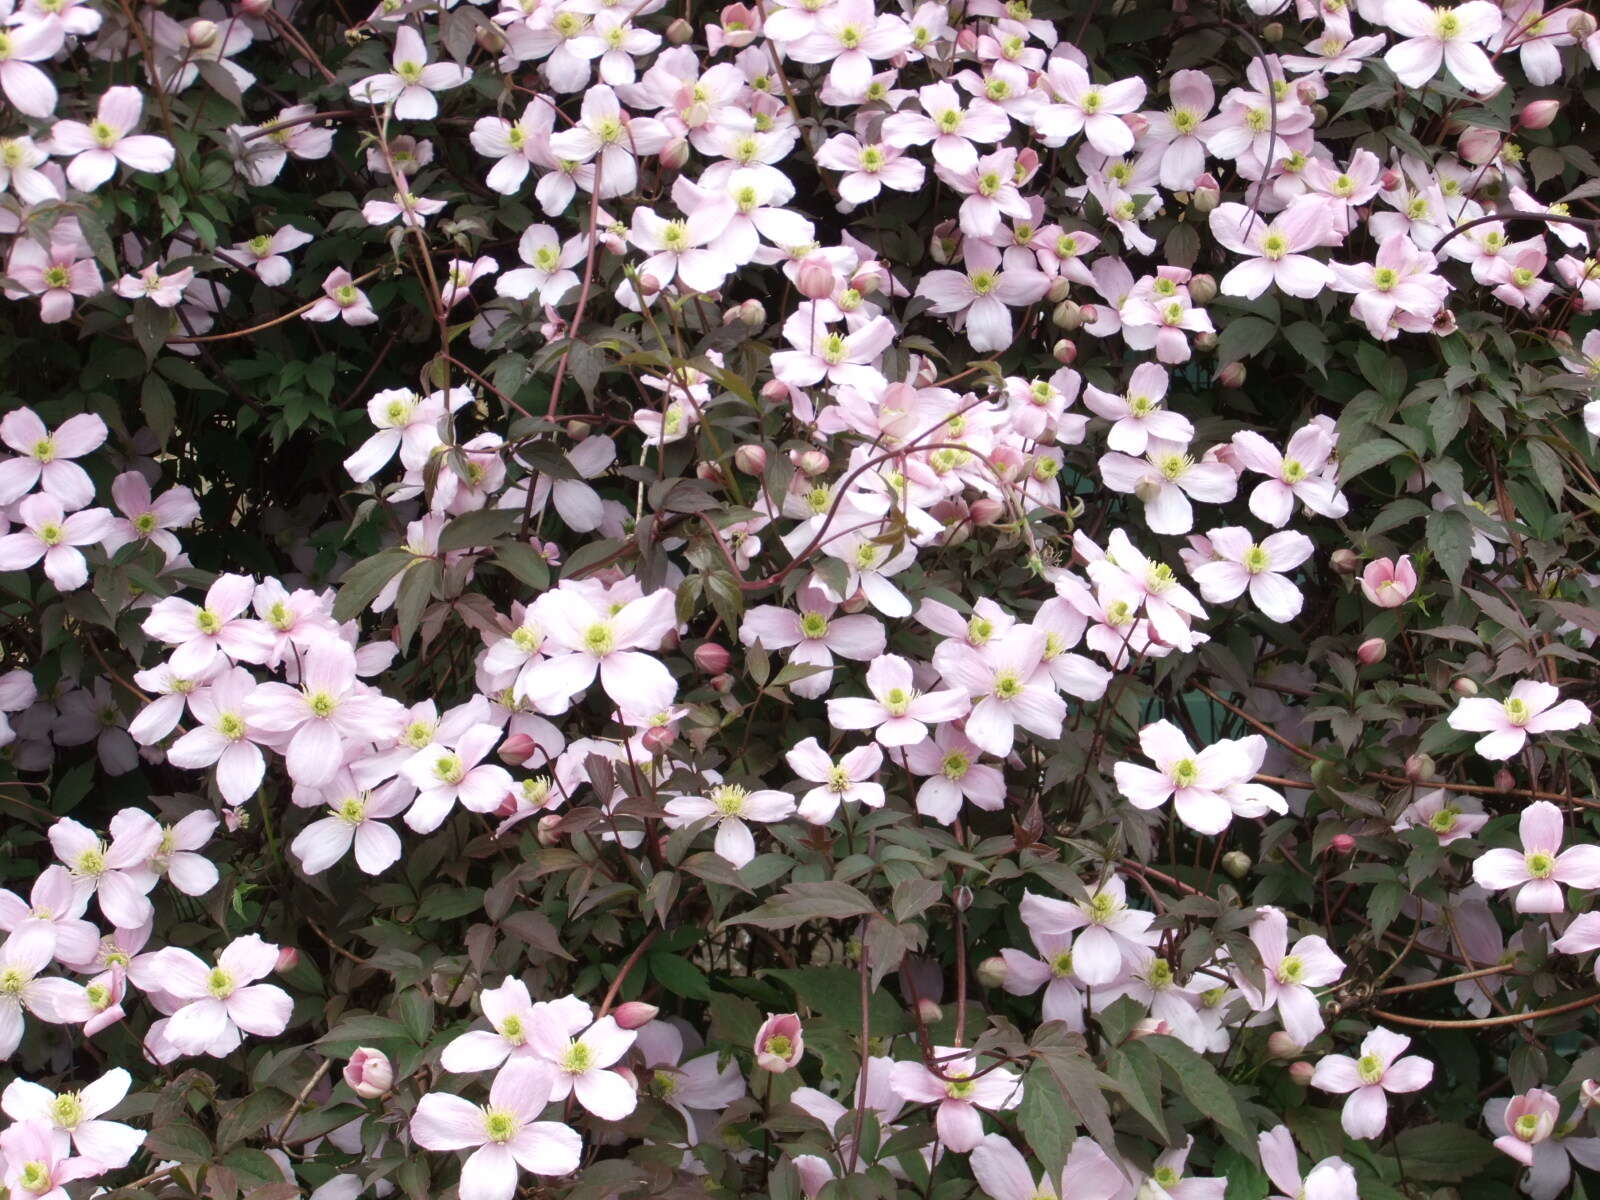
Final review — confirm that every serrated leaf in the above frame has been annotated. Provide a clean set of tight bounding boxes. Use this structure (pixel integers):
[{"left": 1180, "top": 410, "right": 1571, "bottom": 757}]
[
  {"left": 333, "top": 550, "right": 414, "bottom": 623},
  {"left": 1338, "top": 437, "right": 1409, "bottom": 483},
  {"left": 1017, "top": 1064, "right": 1073, "bottom": 1180},
  {"left": 1426, "top": 507, "right": 1472, "bottom": 588},
  {"left": 1144, "top": 1034, "right": 1250, "bottom": 1146},
  {"left": 729, "top": 881, "right": 875, "bottom": 929},
  {"left": 648, "top": 952, "right": 713, "bottom": 1000},
  {"left": 1216, "top": 315, "right": 1277, "bottom": 365}
]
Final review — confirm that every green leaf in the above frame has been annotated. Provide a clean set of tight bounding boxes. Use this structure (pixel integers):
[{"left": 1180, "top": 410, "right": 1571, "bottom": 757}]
[
  {"left": 317, "top": 1014, "right": 413, "bottom": 1052},
  {"left": 398, "top": 989, "right": 433, "bottom": 1043},
  {"left": 1216, "top": 315, "right": 1277, "bottom": 364},
  {"left": 890, "top": 878, "right": 941, "bottom": 923},
  {"left": 1426, "top": 507, "right": 1472, "bottom": 588},
  {"left": 493, "top": 542, "right": 551, "bottom": 592},
  {"left": 728, "top": 881, "right": 876, "bottom": 929},
  {"left": 144, "top": 1120, "right": 213, "bottom": 1163},
  {"left": 1337, "top": 437, "right": 1409, "bottom": 483},
  {"left": 1144, "top": 1034, "right": 1251, "bottom": 1146},
  {"left": 1016, "top": 1063, "right": 1074, "bottom": 1180},
  {"left": 648, "top": 952, "right": 713, "bottom": 1000},
  {"left": 395, "top": 558, "right": 442, "bottom": 651},
  {"left": 438, "top": 508, "right": 521, "bottom": 551},
  {"left": 1428, "top": 390, "right": 1469, "bottom": 452},
  {"left": 333, "top": 550, "right": 414, "bottom": 622},
  {"left": 764, "top": 967, "right": 913, "bottom": 1035},
  {"left": 1390, "top": 1123, "right": 1497, "bottom": 1181},
  {"left": 1033, "top": 1025, "right": 1118, "bottom": 1155},
  {"left": 1282, "top": 321, "right": 1328, "bottom": 375}
]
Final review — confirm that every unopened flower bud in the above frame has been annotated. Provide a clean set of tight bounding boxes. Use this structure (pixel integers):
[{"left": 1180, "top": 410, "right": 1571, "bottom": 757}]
[
  {"left": 1076, "top": 303, "right": 1098, "bottom": 325},
  {"left": 1518, "top": 99, "right": 1559, "bottom": 130},
  {"left": 611, "top": 1001, "right": 660, "bottom": 1030},
  {"left": 187, "top": 18, "right": 219, "bottom": 48},
  {"left": 612, "top": 1065, "right": 639, "bottom": 1092},
  {"left": 1129, "top": 1018, "right": 1169, "bottom": 1041},
  {"left": 638, "top": 273, "right": 662, "bottom": 297},
  {"left": 1330, "top": 548, "right": 1360, "bottom": 574},
  {"left": 734, "top": 444, "right": 767, "bottom": 475},
  {"left": 1406, "top": 753, "right": 1435, "bottom": 782},
  {"left": 565, "top": 419, "right": 591, "bottom": 439},
  {"left": 755, "top": 1013, "right": 804, "bottom": 1072},
  {"left": 475, "top": 24, "right": 506, "bottom": 52},
  {"left": 696, "top": 460, "right": 723, "bottom": 484},
  {"left": 666, "top": 16, "right": 693, "bottom": 43},
  {"left": 1288, "top": 1061, "right": 1316, "bottom": 1086},
  {"left": 536, "top": 813, "right": 563, "bottom": 846},
  {"left": 1357, "top": 637, "right": 1387, "bottom": 665},
  {"left": 1187, "top": 272, "right": 1218, "bottom": 304},
  {"left": 1571, "top": 11, "right": 1597, "bottom": 39},
  {"left": 1380, "top": 168, "right": 1403, "bottom": 191},
  {"left": 1122, "top": 112, "right": 1149, "bottom": 140},
  {"left": 917, "top": 998, "right": 942, "bottom": 1024},
  {"left": 1494, "top": 767, "right": 1516, "bottom": 792},
  {"left": 851, "top": 263, "right": 886, "bottom": 295},
  {"left": 1329, "top": 833, "right": 1356, "bottom": 854},
  {"left": 1217, "top": 361, "right": 1246, "bottom": 389},
  {"left": 1432, "top": 307, "right": 1457, "bottom": 336},
  {"left": 708, "top": 672, "right": 735, "bottom": 693},
  {"left": 1581, "top": 1078, "right": 1600, "bottom": 1109},
  {"left": 1051, "top": 300, "right": 1083, "bottom": 330},
  {"left": 1052, "top": 338, "right": 1077, "bottom": 365},
  {"left": 738, "top": 298, "right": 765, "bottom": 326},
  {"left": 1452, "top": 677, "right": 1479, "bottom": 697},
  {"left": 641, "top": 724, "right": 676, "bottom": 755},
  {"left": 238, "top": 0, "right": 273, "bottom": 15},
  {"left": 1194, "top": 331, "right": 1218, "bottom": 351},
  {"left": 275, "top": 946, "right": 299, "bottom": 974},
  {"left": 1046, "top": 276, "right": 1072, "bottom": 303},
  {"left": 344, "top": 1048, "right": 394, "bottom": 1099},
  {"left": 1267, "top": 1031, "right": 1302, "bottom": 1059},
  {"left": 1221, "top": 850, "right": 1252, "bottom": 880},
  {"left": 797, "top": 254, "right": 836, "bottom": 300},
  {"left": 1261, "top": 20, "right": 1284, "bottom": 41},
  {"left": 761, "top": 379, "right": 788, "bottom": 404},
  {"left": 694, "top": 642, "right": 732, "bottom": 674},
  {"left": 499, "top": 732, "right": 537, "bottom": 766},
  {"left": 1191, "top": 175, "right": 1221, "bottom": 213},
  {"left": 658, "top": 137, "right": 690, "bottom": 171},
  {"left": 793, "top": 448, "right": 829, "bottom": 476},
  {"left": 953, "top": 885, "right": 972, "bottom": 911},
  {"left": 1457, "top": 126, "right": 1502, "bottom": 166},
  {"left": 970, "top": 497, "right": 1005, "bottom": 525},
  {"left": 955, "top": 25, "right": 978, "bottom": 50},
  {"left": 976, "top": 955, "right": 1008, "bottom": 988}
]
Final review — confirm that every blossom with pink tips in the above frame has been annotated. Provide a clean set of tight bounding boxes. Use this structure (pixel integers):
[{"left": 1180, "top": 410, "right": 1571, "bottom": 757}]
[
  {"left": 100, "top": 471, "right": 198, "bottom": 563},
  {"left": 0, "top": 409, "right": 106, "bottom": 508},
  {"left": 131, "top": 933, "right": 292, "bottom": 1059},
  {"left": 897, "top": 724, "right": 1005, "bottom": 824},
  {"left": 1311, "top": 1027, "right": 1433, "bottom": 1139},
  {"left": 401, "top": 723, "right": 515, "bottom": 834},
  {"left": 1114, "top": 720, "right": 1286, "bottom": 835},
  {"left": 881, "top": 81, "right": 1008, "bottom": 173},
  {"left": 1492, "top": 1089, "right": 1560, "bottom": 1166},
  {"left": 526, "top": 1008, "right": 638, "bottom": 1120},
  {"left": 826, "top": 653, "right": 968, "bottom": 747},
  {"left": 141, "top": 573, "right": 275, "bottom": 676},
  {"left": 519, "top": 585, "right": 677, "bottom": 716},
  {"left": 1208, "top": 200, "right": 1332, "bottom": 299},
  {"left": 786, "top": 736, "right": 885, "bottom": 824},
  {"left": 0, "top": 495, "right": 112, "bottom": 591},
  {"left": 303, "top": 268, "right": 377, "bottom": 325},
  {"left": 164, "top": 667, "right": 271, "bottom": 806},
  {"left": 0, "top": 866, "right": 99, "bottom": 969},
  {"left": 410, "top": 1058, "right": 582, "bottom": 1198},
  {"left": 1033, "top": 58, "right": 1146, "bottom": 156},
  {"left": 1, "top": 1066, "right": 145, "bottom": 1168},
  {"left": 754, "top": 1012, "right": 804, "bottom": 1072},
  {"left": 291, "top": 776, "right": 411, "bottom": 874},
  {"left": 971, "top": 1133, "right": 1134, "bottom": 1200},
  {"left": 230, "top": 226, "right": 313, "bottom": 286},
  {"left": 932, "top": 627, "right": 1064, "bottom": 758},
  {"left": 888, "top": 1049, "right": 1022, "bottom": 1153},
  {"left": 1229, "top": 425, "right": 1347, "bottom": 527},
  {"left": 1472, "top": 800, "right": 1600, "bottom": 912},
  {"left": 663, "top": 776, "right": 795, "bottom": 869},
  {"left": 0, "top": 1120, "right": 105, "bottom": 1200},
  {"left": 1018, "top": 879, "right": 1157, "bottom": 988},
  {"left": 1448, "top": 682, "right": 1592, "bottom": 761},
  {"left": 916, "top": 240, "right": 1049, "bottom": 353},
  {"left": 0, "top": 924, "right": 91, "bottom": 1057},
  {"left": 48, "top": 811, "right": 162, "bottom": 930},
  {"left": 1082, "top": 362, "right": 1193, "bottom": 456},
  {"left": 1258, "top": 1125, "right": 1357, "bottom": 1200},
  {"left": 1234, "top": 906, "right": 1345, "bottom": 1046},
  {"left": 1359, "top": 555, "right": 1418, "bottom": 608},
  {"left": 3, "top": 232, "right": 103, "bottom": 324},
  {"left": 50, "top": 87, "right": 175, "bottom": 190},
  {"left": 1382, "top": 0, "right": 1503, "bottom": 94},
  {"left": 350, "top": 26, "right": 470, "bottom": 120},
  {"left": 440, "top": 980, "right": 558, "bottom": 1074},
  {"left": 1189, "top": 527, "right": 1314, "bottom": 624}
]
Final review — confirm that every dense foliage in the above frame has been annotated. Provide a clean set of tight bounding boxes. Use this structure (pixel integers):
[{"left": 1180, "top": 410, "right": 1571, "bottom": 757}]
[{"left": 3, "top": 0, "right": 1600, "bottom": 1197}]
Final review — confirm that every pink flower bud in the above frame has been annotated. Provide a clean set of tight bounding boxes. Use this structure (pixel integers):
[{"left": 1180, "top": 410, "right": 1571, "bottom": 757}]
[
  {"left": 734, "top": 444, "right": 767, "bottom": 475},
  {"left": 666, "top": 17, "right": 693, "bottom": 43},
  {"left": 709, "top": 673, "right": 735, "bottom": 693},
  {"left": 1122, "top": 113, "right": 1150, "bottom": 140},
  {"left": 659, "top": 137, "right": 691, "bottom": 171},
  {"left": 953, "top": 884, "right": 973, "bottom": 911},
  {"left": 1357, "top": 637, "right": 1387, "bottom": 665},
  {"left": 1128, "top": 1018, "right": 1170, "bottom": 1041},
  {"left": 1494, "top": 767, "right": 1516, "bottom": 792},
  {"left": 1194, "top": 331, "right": 1218, "bottom": 352},
  {"left": 696, "top": 460, "right": 723, "bottom": 484},
  {"left": 1329, "top": 548, "right": 1360, "bottom": 575},
  {"left": 1457, "top": 126, "right": 1502, "bottom": 166},
  {"left": 761, "top": 379, "right": 788, "bottom": 404},
  {"left": 1572, "top": 11, "right": 1597, "bottom": 39},
  {"left": 917, "top": 998, "right": 942, "bottom": 1024},
  {"left": 1581, "top": 1079, "right": 1600, "bottom": 1109},
  {"left": 793, "top": 449, "right": 829, "bottom": 476},
  {"left": 970, "top": 497, "right": 1005, "bottom": 526},
  {"left": 187, "top": 19, "right": 220, "bottom": 48},
  {"left": 1431, "top": 307, "right": 1457, "bottom": 336},
  {"left": 1217, "top": 362, "right": 1246, "bottom": 389},
  {"left": 796, "top": 254, "right": 837, "bottom": 300},
  {"left": 1453, "top": 676, "right": 1479, "bottom": 697},
  {"left": 1380, "top": 168, "right": 1403, "bottom": 191},
  {"left": 1406, "top": 753, "right": 1435, "bottom": 781},
  {"left": 638, "top": 273, "right": 662, "bottom": 297},
  {"left": 1288, "top": 1061, "right": 1316, "bottom": 1086},
  {"left": 754, "top": 1013, "right": 804, "bottom": 1072},
  {"left": 612, "top": 1000, "right": 660, "bottom": 1030},
  {"left": 344, "top": 1048, "right": 394, "bottom": 1099},
  {"left": 641, "top": 723, "right": 676, "bottom": 755},
  {"left": 1518, "top": 100, "right": 1559, "bottom": 130},
  {"left": 1329, "top": 833, "right": 1356, "bottom": 854},
  {"left": 238, "top": 0, "right": 273, "bottom": 16},
  {"left": 694, "top": 642, "right": 732, "bottom": 674},
  {"left": 1052, "top": 338, "right": 1077, "bottom": 365},
  {"left": 536, "top": 813, "right": 563, "bottom": 847},
  {"left": 955, "top": 26, "right": 978, "bottom": 50},
  {"left": 738, "top": 298, "right": 766, "bottom": 326},
  {"left": 499, "top": 733, "right": 537, "bottom": 766},
  {"left": 1187, "top": 273, "right": 1219, "bottom": 304},
  {"left": 1051, "top": 300, "right": 1082, "bottom": 330},
  {"left": 1046, "top": 276, "right": 1072, "bottom": 303},
  {"left": 273, "top": 946, "right": 299, "bottom": 974},
  {"left": 851, "top": 263, "right": 886, "bottom": 295},
  {"left": 975, "top": 955, "right": 1008, "bottom": 988},
  {"left": 1076, "top": 303, "right": 1098, "bottom": 325},
  {"left": 1360, "top": 555, "right": 1418, "bottom": 608},
  {"left": 1267, "top": 1031, "right": 1302, "bottom": 1058},
  {"left": 565, "top": 419, "right": 591, "bottom": 439}
]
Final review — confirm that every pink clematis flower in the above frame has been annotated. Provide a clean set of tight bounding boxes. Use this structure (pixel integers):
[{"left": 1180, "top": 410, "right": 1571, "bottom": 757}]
[
  {"left": 1448, "top": 682, "right": 1592, "bottom": 761},
  {"left": 1258, "top": 1125, "right": 1357, "bottom": 1200},
  {"left": 401, "top": 723, "right": 515, "bottom": 834},
  {"left": 164, "top": 667, "right": 271, "bottom": 806},
  {"left": 1359, "top": 555, "right": 1417, "bottom": 608},
  {"left": 1491, "top": 1089, "right": 1560, "bottom": 1167},
  {"left": 663, "top": 777, "right": 795, "bottom": 869},
  {"left": 100, "top": 472, "right": 198, "bottom": 563},
  {"left": 916, "top": 240, "right": 1049, "bottom": 353},
  {"left": 0, "top": 409, "right": 106, "bottom": 508},
  {"left": 291, "top": 776, "right": 411, "bottom": 875},
  {"left": 3, "top": 234, "right": 102, "bottom": 324},
  {"left": 0, "top": 17, "right": 61, "bottom": 116},
  {"left": 496, "top": 225, "right": 585, "bottom": 307},
  {"left": 527, "top": 1009, "right": 637, "bottom": 1121},
  {"left": 546, "top": 85, "right": 669, "bottom": 200},
  {"left": 520, "top": 586, "right": 677, "bottom": 716},
  {"left": 1471, "top": 800, "right": 1600, "bottom": 913},
  {"left": 897, "top": 725, "right": 1006, "bottom": 824},
  {"left": 1098, "top": 441, "right": 1238, "bottom": 536},
  {"left": 48, "top": 812, "right": 162, "bottom": 930},
  {"left": 826, "top": 653, "right": 968, "bottom": 747},
  {"left": 1033, "top": 58, "right": 1146, "bottom": 156},
  {"left": 1018, "top": 879, "right": 1157, "bottom": 988},
  {"left": 1382, "top": 0, "right": 1503, "bottom": 94},
  {"left": 1114, "top": 720, "right": 1286, "bottom": 835},
  {"left": 0, "top": 1120, "right": 104, "bottom": 1200},
  {"left": 888, "top": 1050, "right": 1022, "bottom": 1153},
  {"left": 350, "top": 26, "right": 470, "bottom": 120},
  {"left": 628, "top": 199, "right": 736, "bottom": 295},
  {"left": 786, "top": 736, "right": 885, "bottom": 824},
  {"left": 933, "top": 627, "right": 1065, "bottom": 757},
  {"left": 303, "top": 268, "right": 377, "bottom": 325},
  {"left": 230, "top": 226, "right": 313, "bottom": 286},
  {"left": 1082, "top": 362, "right": 1193, "bottom": 456},
  {"left": 1234, "top": 906, "right": 1345, "bottom": 1046},
  {"left": 0, "top": 495, "right": 111, "bottom": 592},
  {"left": 50, "top": 87, "right": 175, "bottom": 190},
  {"left": 1311, "top": 1027, "right": 1433, "bottom": 1139},
  {"left": 881, "top": 81, "right": 1008, "bottom": 173},
  {"left": 132, "top": 934, "right": 292, "bottom": 1059},
  {"left": 972, "top": 1133, "right": 1135, "bottom": 1200},
  {"left": 440, "top": 979, "right": 555, "bottom": 1074},
  {"left": 740, "top": 588, "right": 885, "bottom": 700},
  {"left": 1208, "top": 200, "right": 1332, "bottom": 299},
  {"left": 410, "top": 1059, "right": 582, "bottom": 1199},
  {"left": 1229, "top": 426, "right": 1347, "bottom": 527},
  {"left": 0, "top": 925, "right": 91, "bottom": 1057},
  {"left": 1, "top": 1067, "right": 145, "bottom": 1167},
  {"left": 784, "top": 0, "right": 909, "bottom": 97},
  {"left": 1189, "top": 527, "right": 1314, "bottom": 624},
  {"left": 0, "top": 866, "right": 99, "bottom": 969},
  {"left": 141, "top": 573, "right": 275, "bottom": 676}
]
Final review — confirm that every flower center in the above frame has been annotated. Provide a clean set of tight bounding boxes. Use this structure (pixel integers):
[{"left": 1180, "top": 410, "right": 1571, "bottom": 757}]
[
  {"left": 711, "top": 784, "right": 747, "bottom": 816},
  {"left": 993, "top": 670, "right": 1023, "bottom": 701},
  {"left": 308, "top": 690, "right": 338, "bottom": 718},
  {"left": 562, "top": 1041, "right": 594, "bottom": 1074},
  {"left": 1171, "top": 757, "right": 1199, "bottom": 787},
  {"left": 800, "top": 611, "right": 830, "bottom": 639},
  {"left": 1357, "top": 1053, "right": 1384, "bottom": 1085},
  {"left": 0, "top": 967, "right": 26, "bottom": 995},
  {"left": 38, "top": 522, "right": 64, "bottom": 547},
  {"left": 1525, "top": 850, "right": 1555, "bottom": 879},
  {"left": 1427, "top": 807, "right": 1459, "bottom": 834},
  {"left": 43, "top": 266, "right": 69, "bottom": 289},
  {"left": 432, "top": 753, "right": 465, "bottom": 785},
  {"left": 1276, "top": 954, "right": 1304, "bottom": 984},
  {"left": 207, "top": 967, "right": 235, "bottom": 998},
  {"left": 584, "top": 623, "right": 616, "bottom": 656},
  {"left": 1050, "top": 950, "right": 1074, "bottom": 978},
  {"left": 1243, "top": 545, "right": 1271, "bottom": 574},
  {"left": 500, "top": 1014, "right": 525, "bottom": 1043},
  {"left": 50, "top": 1093, "right": 84, "bottom": 1129},
  {"left": 827, "top": 765, "right": 852, "bottom": 794},
  {"left": 945, "top": 1073, "right": 975, "bottom": 1100},
  {"left": 484, "top": 1109, "right": 518, "bottom": 1143},
  {"left": 1282, "top": 459, "right": 1306, "bottom": 484},
  {"left": 18, "top": 1163, "right": 49, "bottom": 1195},
  {"left": 942, "top": 751, "right": 970, "bottom": 780},
  {"left": 337, "top": 796, "right": 366, "bottom": 824},
  {"left": 1503, "top": 697, "right": 1530, "bottom": 726}
]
